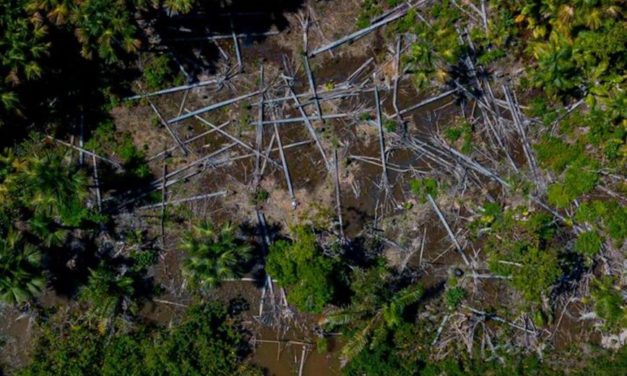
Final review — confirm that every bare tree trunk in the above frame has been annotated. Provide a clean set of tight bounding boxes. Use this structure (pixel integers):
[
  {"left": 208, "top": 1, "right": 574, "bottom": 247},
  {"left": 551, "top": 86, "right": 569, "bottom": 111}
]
[
  {"left": 374, "top": 87, "right": 389, "bottom": 190},
  {"left": 254, "top": 65, "right": 265, "bottom": 188},
  {"left": 92, "top": 154, "right": 102, "bottom": 212},
  {"left": 333, "top": 149, "right": 345, "bottom": 241},
  {"left": 273, "top": 121, "right": 297, "bottom": 209}
]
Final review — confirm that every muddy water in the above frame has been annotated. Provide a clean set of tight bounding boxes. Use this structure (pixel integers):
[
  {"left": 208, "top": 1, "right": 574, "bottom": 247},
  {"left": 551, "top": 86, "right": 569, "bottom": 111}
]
[
  {"left": 252, "top": 335, "right": 341, "bottom": 376},
  {"left": 0, "top": 306, "right": 33, "bottom": 369},
  {"left": 0, "top": 290, "right": 70, "bottom": 370}
]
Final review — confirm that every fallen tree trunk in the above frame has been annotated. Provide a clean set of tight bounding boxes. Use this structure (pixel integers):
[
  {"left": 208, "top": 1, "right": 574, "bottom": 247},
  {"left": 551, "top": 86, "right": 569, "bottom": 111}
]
[{"left": 308, "top": 1, "right": 421, "bottom": 57}]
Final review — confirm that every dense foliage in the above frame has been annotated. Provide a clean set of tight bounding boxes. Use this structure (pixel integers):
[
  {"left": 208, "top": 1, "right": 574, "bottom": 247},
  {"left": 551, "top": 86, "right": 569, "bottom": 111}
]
[
  {"left": 0, "top": 231, "right": 44, "bottom": 305},
  {"left": 322, "top": 263, "right": 426, "bottom": 366},
  {"left": 266, "top": 226, "right": 340, "bottom": 313},
  {"left": 20, "top": 302, "right": 260, "bottom": 376},
  {"left": 180, "top": 222, "right": 252, "bottom": 290}
]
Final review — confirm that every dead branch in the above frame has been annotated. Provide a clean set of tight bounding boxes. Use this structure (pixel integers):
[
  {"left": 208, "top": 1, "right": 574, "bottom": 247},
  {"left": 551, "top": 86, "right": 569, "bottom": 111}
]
[
  {"left": 147, "top": 98, "right": 190, "bottom": 156},
  {"left": 427, "top": 194, "right": 471, "bottom": 267},
  {"left": 254, "top": 65, "right": 265, "bottom": 188},
  {"left": 186, "top": 109, "right": 281, "bottom": 169},
  {"left": 303, "top": 54, "right": 323, "bottom": 122},
  {"left": 374, "top": 86, "right": 390, "bottom": 190},
  {"left": 46, "top": 136, "right": 123, "bottom": 170},
  {"left": 138, "top": 191, "right": 227, "bottom": 210},
  {"left": 169, "top": 90, "right": 263, "bottom": 124},
  {"left": 148, "top": 121, "right": 230, "bottom": 161},
  {"left": 282, "top": 75, "right": 331, "bottom": 172},
  {"left": 273, "top": 119, "right": 297, "bottom": 209},
  {"left": 92, "top": 154, "right": 102, "bottom": 212},
  {"left": 124, "top": 79, "right": 219, "bottom": 101},
  {"left": 396, "top": 89, "right": 458, "bottom": 117},
  {"left": 463, "top": 305, "right": 536, "bottom": 334},
  {"left": 333, "top": 148, "right": 345, "bottom": 241}
]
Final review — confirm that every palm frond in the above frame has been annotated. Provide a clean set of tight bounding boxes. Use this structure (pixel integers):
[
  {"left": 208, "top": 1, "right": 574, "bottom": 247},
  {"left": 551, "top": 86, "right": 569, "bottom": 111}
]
[{"left": 319, "top": 310, "right": 367, "bottom": 327}]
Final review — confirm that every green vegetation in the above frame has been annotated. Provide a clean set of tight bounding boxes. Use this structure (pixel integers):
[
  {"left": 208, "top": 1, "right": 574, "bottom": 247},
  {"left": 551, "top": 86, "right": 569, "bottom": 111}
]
[
  {"left": 0, "top": 148, "right": 91, "bottom": 229},
  {"left": 356, "top": 0, "right": 383, "bottom": 29},
  {"left": 590, "top": 277, "right": 627, "bottom": 332},
  {"left": 0, "top": 231, "right": 44, "bottom": 305},
  {"left": 251, "top": 188, "right": 270, "bottom": 205},
  {"left": 402, "top": 3, "right": 464, "bottom": 87},
  {"left": 574, "top": 230, "right": 603, "bottom": 256},
  {"left": 322, "top": 263, "right": 425, "bottom": 364},
  {"left": 484, "top": 208, "right": 562, "bottom": 304},
  {"left": 79, "top": 261, "right": 148, "bottom": 319},
  {"left": 266, "top": 226, "right": 340, "bottom": 313},
  {"left": 142, "top": 55, "right": 181, "bottom": 91},
  {"left": 20, "top": 302, "right": 260, "bottom": 376},
  {"left": 444, "top": 120, "right": 473, "bottom": 154},
  {"left": 445, "top": 286, "right": 466, "bottom": 309},
  {"left": 575, "top": 200, "right": 627, "bottom": 245},
  {"left": 409, "top": 177, "right": 438, "bottom": 203},
  {"left": 180, "top": 222, "right": 252, "bottom": 290},
  {"left": 577, "top": 345, "right": 627, "bottom": 376},
  {"left": 0, "top": 0, "right": 48, "bottom": 115}
]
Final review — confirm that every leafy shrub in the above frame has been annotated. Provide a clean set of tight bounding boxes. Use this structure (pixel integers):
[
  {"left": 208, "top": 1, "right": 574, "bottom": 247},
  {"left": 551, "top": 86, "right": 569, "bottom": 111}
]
[
  {"left": 575, "top": 200, "right": 626, "bottom": 244},
  {"left": 79, "top": 262, "right": 139, "bottom": 318},
  {"left": 547, "top": 183, "right": 571, "bottom": 208},
  {"left": 251, "top": 189, "right": 269, "bottom": 205},
  {"left": 574, "top": 231, "right": 602, "bottom": 256},
  {"left": 512, "top": 246, "right": 560, "bottom": 303},
  {"left": 534, "top": 136, "right": 582, "bottom": 172},
  {"left": 444, "top": 122, "right": 473, "bottom": 153},
  {"left": 142, "top": 55, "right": 177, "bottom": 91},
  {"left": 20, "top": 302, "right": 261, "bottom": 376},
  {"left": 485, "top": 209, "right": 562, "bottom": 304},
  {"left": 410, "top": 178, "right": 439, "bottom": 203},
  {"left": 577, "top": 345, "right": 627, "bottom": 376},
  {"left": 356, "top": 0, "right": 382, "bottom": 29},
  {"left": 445, "top": 287, "right": 466, "bottom": 309},
  {"left": 266, "top": 226, "right": 338, "bottom": 313},
  {"left": 591, "top": 277, "right": 626, "bottom": 331},
  {"left": 563, "top": 159, "right": 598, "bottom": 196}
]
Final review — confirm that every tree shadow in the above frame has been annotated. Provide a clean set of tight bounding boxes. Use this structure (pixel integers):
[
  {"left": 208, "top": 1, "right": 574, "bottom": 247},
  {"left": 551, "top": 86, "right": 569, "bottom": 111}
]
[
  {"left": 44, "top": 236, "right": 101, "bottom": 298},
  {"left": 552, "top": 250, "right": 587, "bottom": 299},
  {"left": 44, "top": 227, "right": 159, "bottom": 305},
  {"left": 342, "top": 234, "right": 384, "bottom": 267},
  {"left": 150, "top": 0, "right": 305, "bottom": 76},
  {"left": 1, "top": 0, "right": 306, "bottom": 147},
  {"left": 238, "top": 218, "right": 284, "bottom": 288},
  {"left": 405, "top": 280, "right": 446, "bottom": 320},
  {"left": 0, "top": 27, "right": 140, "bottom": 148}
]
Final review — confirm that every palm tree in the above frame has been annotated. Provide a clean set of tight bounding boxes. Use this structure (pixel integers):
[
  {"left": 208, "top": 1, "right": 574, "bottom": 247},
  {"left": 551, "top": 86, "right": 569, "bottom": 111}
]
[
  {"left": 80, "top": 263, "right": 136, "bottom": 318},
  {"left": 1, "top": 0, "right": 49, "bottom": 115},
  {"left": 0, "top": 231, "right": 45, "bottom": 305},
  {"left": 22, "top": 152, "right": 88, "bottom": 226},
  {"left": 26, "top": 0, "right": 140, "bottom": 62},
  {"left": 320, "top": 266, "right": 424, "bottom": 363},
  {"left": 181, "top": 221, "right": 252, "bottom": 290}
]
